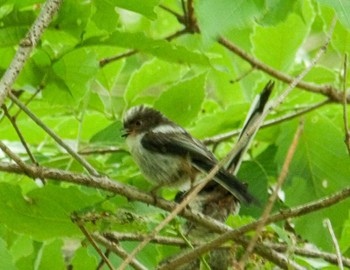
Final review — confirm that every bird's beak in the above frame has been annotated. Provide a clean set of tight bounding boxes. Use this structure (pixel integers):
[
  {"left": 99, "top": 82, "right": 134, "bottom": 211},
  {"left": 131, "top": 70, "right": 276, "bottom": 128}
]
[{"left": 121, "top": 128, "right": 130, "bottom": 138}]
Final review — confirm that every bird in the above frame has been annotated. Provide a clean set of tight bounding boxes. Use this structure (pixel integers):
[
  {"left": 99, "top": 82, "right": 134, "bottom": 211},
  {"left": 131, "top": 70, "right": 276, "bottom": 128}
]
[{"left": 122, "top": 105, "right": 256, "bottom": 204}]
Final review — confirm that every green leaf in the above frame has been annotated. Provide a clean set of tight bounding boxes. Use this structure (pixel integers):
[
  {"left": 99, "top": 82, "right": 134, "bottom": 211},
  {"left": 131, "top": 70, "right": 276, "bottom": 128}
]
[
  {"left": 90, "top": 121, "right": 124, "bottom": 144},
  {"left": 0, "top": 238, "right": 16, "bottom": 270},
  {"left": 92, "top": 0, "right": 120, "bottom": 31},
  {"left": 52, "top": 49, "right": 99, "bottom": 102},
  {"left": 189, "top": 103, "right": 248, "bottom": 138},
  {"left": 318, "top": 0, "right": 350, "bottom": 31},
  {"left": 36, "top": 240, "right": 65, "bottom": 270},
  {"left": 252, "top": 10, "right": 312, "bottom": 71},
  {"left": 259, "top": 0, "right": 302, "bottom": 25},
  {"left": 196, "top": 0, "right": 265, "bottom": 40},
  {"left": 154, "top": 73, "right": 207, "bottom": 126},
  {"left": 124, "top": 58, "right": 188, "bottom": 106},
  {"left": 114, "top": 0, "right": 160, "bottom": 20},
  {"left": 276, "top": 113, "right": 350, "bottom": 249},
  {"left": 71, "top": 247, "right": 98, "bottom": 270},
  {"left": 0, "top": 183, "right": 103, "bottom": 240}
]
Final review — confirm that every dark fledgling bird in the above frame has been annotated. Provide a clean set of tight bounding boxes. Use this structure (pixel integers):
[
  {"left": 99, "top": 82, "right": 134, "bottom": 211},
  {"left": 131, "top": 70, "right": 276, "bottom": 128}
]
[{"left": 122, "top": 105, "right": 255, "bottom": 204}]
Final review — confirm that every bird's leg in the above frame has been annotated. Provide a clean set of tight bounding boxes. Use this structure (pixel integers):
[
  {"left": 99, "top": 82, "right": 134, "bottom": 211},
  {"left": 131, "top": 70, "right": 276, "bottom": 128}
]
[{"left": 150, "top": 184, "right": 163, "bottom": 204}]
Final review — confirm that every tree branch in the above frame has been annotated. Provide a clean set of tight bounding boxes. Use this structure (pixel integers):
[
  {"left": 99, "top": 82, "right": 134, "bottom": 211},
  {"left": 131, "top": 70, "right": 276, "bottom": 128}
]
[
  {"left": 1, "top": 161, "right": 350, "bottom": 269},
  {"left": 267, "top": 242, "right": 350, "bottom": 268},
  {"left": 9, "top": 93, "right": 100, "bottom": 177},
  {"left": 0, "top": 0, "right": 62, "bottom": 107},
  {"left": 93, "top": 234, "right": 148, "bottom": 270}
]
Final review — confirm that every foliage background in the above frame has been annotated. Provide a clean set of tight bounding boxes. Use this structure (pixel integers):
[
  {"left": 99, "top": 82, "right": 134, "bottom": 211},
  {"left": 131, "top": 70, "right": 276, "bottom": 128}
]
[{"left": 0, "top": 0, "right": 350, "bottom": 269}]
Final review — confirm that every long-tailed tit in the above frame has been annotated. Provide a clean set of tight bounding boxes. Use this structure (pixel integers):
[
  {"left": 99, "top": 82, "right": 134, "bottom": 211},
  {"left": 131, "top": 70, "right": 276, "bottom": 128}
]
[{"left": 122, "top": 105, "right": 255, "bottom": 204}]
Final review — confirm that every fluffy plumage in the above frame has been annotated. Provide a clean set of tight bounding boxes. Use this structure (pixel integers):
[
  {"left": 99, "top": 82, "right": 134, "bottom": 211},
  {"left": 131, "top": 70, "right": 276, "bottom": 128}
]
[{"left": 123, "top": 105, "right": 255, "bottom": 204}]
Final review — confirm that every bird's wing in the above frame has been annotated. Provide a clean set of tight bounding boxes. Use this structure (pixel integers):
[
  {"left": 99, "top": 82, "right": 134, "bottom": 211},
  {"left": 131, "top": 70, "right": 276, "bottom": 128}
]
[
  {"left": 141, "top": 130, "right": 255, "bottom": 204},
  {"left": 141, "top": 130, "right": 214, "bottom": 162}
]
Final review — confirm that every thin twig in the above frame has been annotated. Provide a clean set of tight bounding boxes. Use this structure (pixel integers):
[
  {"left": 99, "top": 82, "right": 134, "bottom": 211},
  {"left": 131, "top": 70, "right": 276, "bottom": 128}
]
[
  {"left": 229, "top": 66, "right": 256, "bottom": 84},
  {"left": 100, "top": 50, "right": 137, "bottom": 67},
  {"left": 342, "top": 54, "right": 350, "bottom": 154},
  {"left": 13, "top": 87, "right": 42, "bottom": 119},
  {"left": 96, "top": 250, "right": 111, "bottom": 270},
  {"left": 71, "top": 214, "right": 116, "bottom": 270},
  {"left": 78, "top": 147, "right": 125, "bottom": 155},
  {"left": 93, "top": 234, "right": 148, "bottom": 270},
  {"left": 0, "top": 141, "right": 34, "bottom": 178},
  {"left": 0, "top": 0, "right": 62, "bottom": 107},
  {"left": 238, "top": 119, "right": 304, "bottom": 268},
  {"left": 9, "top": 93, "right": 100, "bottom": 177},
  {"left": 236, "top": 237, "right": 306, "bottom": 270},
  {"left": 104, "top": 232, "right": 195, "bottom": 247},
  {"left": 1, "top": 105, "right": 37, "bottom": 165},
  {"left": 324, "top": 219, "right": 344, "bottom": 270},
  {"left": 266, "top": 242, "right": 350, "bottom": 267}
]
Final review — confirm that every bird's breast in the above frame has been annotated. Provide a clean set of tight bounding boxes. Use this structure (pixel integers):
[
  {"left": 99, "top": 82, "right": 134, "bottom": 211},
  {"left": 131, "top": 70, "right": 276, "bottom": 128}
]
[{"left": 125, "top": 133, "right": 192, "bottom": 189}]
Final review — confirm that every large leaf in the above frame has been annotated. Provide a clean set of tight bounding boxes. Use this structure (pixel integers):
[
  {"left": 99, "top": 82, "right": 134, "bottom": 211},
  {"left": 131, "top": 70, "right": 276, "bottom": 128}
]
[
  {"left": 154, "top": 73, "right": 207, "bottom": 127},
  {"left": 318, "top": 0, "right": 350, "bottom": 31},
  {"left": 252, "top": 8, "right": 313, "bottom": 71},
  {"left": 0, "top": 238, "right": 16, "bottom": 270},
  {"left": 124, "top": 58, "right": 188, "bottom": 106},
  {"left": 196, "top": 0, "right": 265, "bottom": 40},
  {"left": 51, "top": 49, "right": 99, "bottom": 103},
  {"left": 0, "top": 183, "right": 103, "bottom": 240},
  {"left": 276, "top": 113, "right": 350, "bottom": 249}
]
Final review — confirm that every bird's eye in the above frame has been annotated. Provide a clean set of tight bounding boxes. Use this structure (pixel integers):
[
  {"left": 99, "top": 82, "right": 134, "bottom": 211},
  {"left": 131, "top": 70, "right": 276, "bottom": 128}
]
[{"left": 135, "top": 120, "right": 142, "bottom": 126}]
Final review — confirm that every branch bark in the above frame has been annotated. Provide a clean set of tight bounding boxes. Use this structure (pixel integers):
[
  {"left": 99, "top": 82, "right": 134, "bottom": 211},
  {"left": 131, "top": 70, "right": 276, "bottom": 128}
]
[{"left": 0, "top": 0, "right": 63, "bottom": 107}]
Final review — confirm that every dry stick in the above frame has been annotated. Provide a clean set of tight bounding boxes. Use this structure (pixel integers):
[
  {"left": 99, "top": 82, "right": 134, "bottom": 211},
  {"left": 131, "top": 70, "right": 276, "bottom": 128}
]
[
  {"left": 96, "top": 250, "right": 111, "bottom": 270},
  {"left": 0, "top": 0, "right": 62, "bottom": 107},
  {"left": 71, "top": 214, "right": 116, "bottom": 270},
  {"left": 324, "top": 219, "right": 344, "bottom": 270},
  {"left": 203, "top": 99, "right": 329, "bottom": 145},
  {"left": 267, "top": 242, "right": 350, "bottom": 267},
  {"left": 78, "top": 146, "right": 125, "bottom": 155},
  {"left": 13, "top": 87, "right": 42, "bottom": 119},
  {"left": 1, "top": 105, "right": 37, "bottom": 165},
  {"left": 230, "top": 66, "right": 256, "bottom": 84},
  {"left": 158, "top": 17, "right": 337, "bottom": 270},
  {"left": 238, "top": 120, "right": 304, "bottom": 269},
  {"left": 0, "top": 141, "right": 33, "bottom": 177},
  {"left": 342, "top": 54, "right": 350, "bottom": 154},
  {"left": 8, "top": 93, "right": 100, "bottom": 177},
  {"left": 93, "top": 234, "right": 148, "bottom": 270},
  {"left": 103, "top": 232, "right": 195, "bottom": 247}
]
